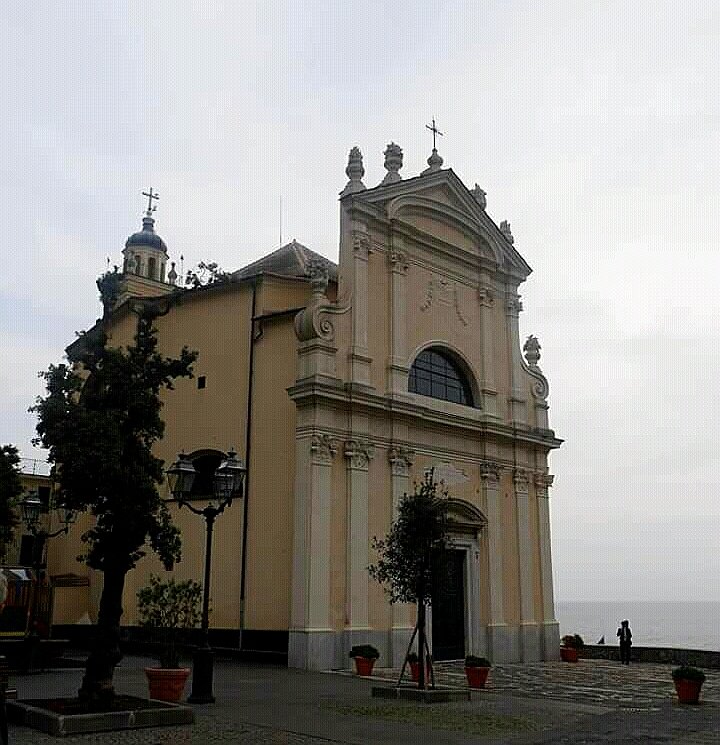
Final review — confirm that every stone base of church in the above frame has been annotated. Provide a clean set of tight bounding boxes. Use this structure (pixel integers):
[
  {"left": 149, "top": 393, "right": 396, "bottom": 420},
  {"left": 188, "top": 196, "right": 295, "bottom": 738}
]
[
  {"left": 289, "top": 621, "right": 561, "bottom": 670},
  {"left": 288, "top": 629, "right": 336, "bottom": 671},
  {"left": 389, "top": 626, "right": 414, "bottom": 668},
  {"left": 541, "top": 620, "right": 561, "bottom": 660},
  {"left": 488, "top": 623, "right": 518, "bottom": 662},
  {"left": 520, "top": 621, "right": 543, "bottom": 661}
]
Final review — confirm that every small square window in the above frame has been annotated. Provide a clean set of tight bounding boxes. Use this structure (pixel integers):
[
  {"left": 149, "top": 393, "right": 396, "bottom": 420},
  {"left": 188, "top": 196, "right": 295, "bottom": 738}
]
[{"left": 197, "top": 376, "right": 207, "bottom": 390}]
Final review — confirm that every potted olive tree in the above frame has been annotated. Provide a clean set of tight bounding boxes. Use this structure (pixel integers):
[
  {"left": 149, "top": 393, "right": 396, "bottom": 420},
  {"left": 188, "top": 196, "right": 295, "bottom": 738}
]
[
  {"left": 369, "top": 471, "right": 452, "bottom": 690},
  {"left": 560, "top": 634, "right": 584, "bottom": 663},
  {"left": 137, "top": 575, "right": 201, "bottom": 702},
  {"left": 672, "top": 665, "right": 706, "bottom": 704},
  {"left": 349, "top": 645, "right": 379, "bottom": 676},
  {"left": 464, "top": 655, "right": 492, "bottom": 689}
]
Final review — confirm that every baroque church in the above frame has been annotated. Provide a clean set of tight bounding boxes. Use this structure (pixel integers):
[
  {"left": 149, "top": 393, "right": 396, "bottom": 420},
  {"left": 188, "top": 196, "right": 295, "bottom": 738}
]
[{"left": 47, "top": 141, "right": 562, "bottom": 669}]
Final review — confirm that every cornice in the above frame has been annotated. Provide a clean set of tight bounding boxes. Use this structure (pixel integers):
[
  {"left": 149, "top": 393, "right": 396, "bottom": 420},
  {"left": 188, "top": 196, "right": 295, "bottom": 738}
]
[{"left": 287, "top": 380, "right": 562, "bottom": 450}]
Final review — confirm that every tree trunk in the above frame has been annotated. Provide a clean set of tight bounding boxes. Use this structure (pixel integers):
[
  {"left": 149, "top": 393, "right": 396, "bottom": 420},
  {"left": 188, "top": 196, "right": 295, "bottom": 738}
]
[
  {"left": 417, "top": 567, "right": 427, "bottom": 690},
  {"left": 78, "top": 565, "right": 126, "bottom": 705}
]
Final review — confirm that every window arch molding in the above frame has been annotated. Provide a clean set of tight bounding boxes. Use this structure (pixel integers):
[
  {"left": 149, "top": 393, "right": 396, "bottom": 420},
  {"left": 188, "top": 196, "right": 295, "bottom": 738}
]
[{"left": 406, "top": 342, "right": 479, "bottom": 408}]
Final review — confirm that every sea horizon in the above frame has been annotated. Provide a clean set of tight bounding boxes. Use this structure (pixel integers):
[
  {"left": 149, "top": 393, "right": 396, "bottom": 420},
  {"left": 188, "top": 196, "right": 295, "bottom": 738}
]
[{"left": 556, "top": 600, "right": 720, "bottom": 651}]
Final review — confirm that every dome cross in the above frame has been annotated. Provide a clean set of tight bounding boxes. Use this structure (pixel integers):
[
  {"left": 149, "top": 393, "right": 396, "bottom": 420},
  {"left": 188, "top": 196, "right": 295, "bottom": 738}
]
[
  {"left": 142, "top": 187, "right": 160, "bottom": 216},
  {"left": 425, "top": 117, "right": 444, "bottom": 150}
]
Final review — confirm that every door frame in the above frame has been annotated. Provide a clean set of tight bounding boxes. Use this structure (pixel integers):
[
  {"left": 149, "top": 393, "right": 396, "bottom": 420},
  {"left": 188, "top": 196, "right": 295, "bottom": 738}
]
[{"left": 428, "top": 535, "right": 481, "bottom": 661}]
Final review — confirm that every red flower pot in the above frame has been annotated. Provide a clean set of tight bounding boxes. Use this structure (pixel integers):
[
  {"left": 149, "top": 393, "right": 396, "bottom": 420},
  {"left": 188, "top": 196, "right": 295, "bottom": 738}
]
[
  {"left": 560, "top": 647, "right": 579, "bottom": 663},
  {"left": 144, "top": 667, "right": 191, "bottom": 702},
  {"left": 410, "top": 661, "right": 430, "bottom": 684},
  {"left": 465, "top": 666, "right": 490, "bottom": 689},
  {"left": 354, "top": 657, "right": 375, "bottom": 676},
  {"left": 674, "top": 678, "right": 703, "bottom": 704}
]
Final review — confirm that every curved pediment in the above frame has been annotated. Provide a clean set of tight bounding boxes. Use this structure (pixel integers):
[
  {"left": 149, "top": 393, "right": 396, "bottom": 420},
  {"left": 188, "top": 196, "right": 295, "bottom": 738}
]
[
  {"left": 386, "top": 193, "right": 503, "bottom": 266},
  {"left": 447, "top": 498, "right": 487, "bottom": 535}
]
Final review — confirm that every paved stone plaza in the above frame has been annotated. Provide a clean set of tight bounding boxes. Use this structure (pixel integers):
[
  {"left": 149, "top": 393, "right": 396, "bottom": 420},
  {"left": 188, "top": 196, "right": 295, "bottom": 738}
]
[{"left": 6, "top": 655, "right": 720, "bottom": 743}]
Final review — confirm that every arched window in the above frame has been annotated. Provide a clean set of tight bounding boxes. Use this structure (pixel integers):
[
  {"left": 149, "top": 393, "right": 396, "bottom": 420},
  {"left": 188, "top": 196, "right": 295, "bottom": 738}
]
[
  {"left": 147, "top": 257, "right": 157, "bottom": 280},
  {"left": 408, "top": 347, "right": 473, "bottom": 406}
]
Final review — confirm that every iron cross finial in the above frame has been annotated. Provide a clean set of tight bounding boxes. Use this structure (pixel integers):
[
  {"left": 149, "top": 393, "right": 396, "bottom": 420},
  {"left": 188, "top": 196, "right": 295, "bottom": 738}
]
[
  {"left": 142, "top": 187, "right": 159, "bottom": 215},
  {"left": 425, "top": 117, "right": 444, "bottom": 150}
]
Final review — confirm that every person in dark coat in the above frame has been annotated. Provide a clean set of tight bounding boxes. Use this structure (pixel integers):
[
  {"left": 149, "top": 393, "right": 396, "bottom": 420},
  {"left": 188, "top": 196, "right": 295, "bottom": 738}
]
[{"left": 617, "top": 619, "right": 632, "bottom": 664}]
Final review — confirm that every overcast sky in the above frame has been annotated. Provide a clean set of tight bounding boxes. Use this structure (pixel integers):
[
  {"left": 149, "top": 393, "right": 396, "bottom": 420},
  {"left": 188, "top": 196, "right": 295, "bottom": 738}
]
[{"left": 2, "top": 1, "right": 719, "bottom": 602}]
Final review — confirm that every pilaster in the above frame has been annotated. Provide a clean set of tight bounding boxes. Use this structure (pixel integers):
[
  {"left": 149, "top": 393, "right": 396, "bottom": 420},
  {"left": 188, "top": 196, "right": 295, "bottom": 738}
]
[
  {"left": 534, "top": 473, "right": 556, "bottom": 623},
  {"left": 388, "top": 445, "right": 415, "bottom": 665},
  {"left": 477, "top": 279, "right": 498, "bottom": 416},
  {"left": 505, "top": 292, "right": 527, "bottom": 424},
  {"left": 388, "top": 237, "right": 409, "bottom": 393},
  {"left": 289, "top": 433, "right": 337, "bottom": 670},
  {"left": 344, "top": 439, "right": 375, "bottom": 632},
  {"left": 514, "top": 467, "right": 541, "bottom": 660},
  {"left": 349, "top": 224, "right": 373, "bottom": 387}
]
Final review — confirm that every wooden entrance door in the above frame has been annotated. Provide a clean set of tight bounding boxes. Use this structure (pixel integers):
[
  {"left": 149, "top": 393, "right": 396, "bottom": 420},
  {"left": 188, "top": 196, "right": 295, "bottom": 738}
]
[{"left": 431, "top": 549, "right": 466, "bottom": 661}]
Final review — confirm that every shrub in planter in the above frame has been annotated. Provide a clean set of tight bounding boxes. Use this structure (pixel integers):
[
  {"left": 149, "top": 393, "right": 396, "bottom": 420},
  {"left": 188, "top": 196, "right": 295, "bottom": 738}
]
[
  {"left": 349, "top": 645, "right": 379, "bottom": 676},
  {"left": 672, "top": 665, "right": 706, "bottom": 704},
  {"left": 560, "top": 634, "right": 583, "bottom": 662},
  {"left": 137, "top": 575, "right": 201, "bottom": 701},
  {"left": 464, "top": 655, "right": 492, "bottom": 688}
]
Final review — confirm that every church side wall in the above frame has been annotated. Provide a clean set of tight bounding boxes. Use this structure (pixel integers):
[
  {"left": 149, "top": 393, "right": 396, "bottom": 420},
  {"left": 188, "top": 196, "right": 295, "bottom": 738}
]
[{"left": 242, "top": 313, "right": 300, "bottom": 631}]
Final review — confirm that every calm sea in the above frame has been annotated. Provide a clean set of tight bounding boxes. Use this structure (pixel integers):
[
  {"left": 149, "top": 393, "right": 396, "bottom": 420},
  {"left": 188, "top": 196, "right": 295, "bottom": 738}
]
[{"left": 556, "top": 601, "right": 720, "bottom": 651}]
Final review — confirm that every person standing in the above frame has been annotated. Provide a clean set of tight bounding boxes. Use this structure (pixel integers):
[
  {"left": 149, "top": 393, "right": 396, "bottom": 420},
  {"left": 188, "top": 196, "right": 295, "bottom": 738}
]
[{"left": 617, "top": 619, "right": 632, "bottom": 665}]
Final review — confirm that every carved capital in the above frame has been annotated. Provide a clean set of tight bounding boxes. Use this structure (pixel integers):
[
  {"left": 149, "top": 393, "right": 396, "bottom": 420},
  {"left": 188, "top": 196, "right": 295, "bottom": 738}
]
[
  {"left": 310, "top": 434, "right": 338, "bottom": 465},
  {"left": 505, "top": 293, "right": 523, "bottom": 317},
  {"left": 477, "top": 284, "right": 495, "bottom": 307},
  {"left": 513, "top": 468, "right": 530, "bottom": 494},
  {"left": 352, "top": 230, "right": 372, "bottom": 260},
  {"left": 388, "top": 446, "right": 415, "bottom": 477},
  {"left": 534, "top": 473, "right": 554, "bottom": 497},
  {"left": 344, "top": 439, "right": 375, "bottom": 470},
  {"left": 388, "top": 248, "right": 408, "bottom": 274},
  {"left": 480, "top": 461, "right": 501, "bottom": 485}
]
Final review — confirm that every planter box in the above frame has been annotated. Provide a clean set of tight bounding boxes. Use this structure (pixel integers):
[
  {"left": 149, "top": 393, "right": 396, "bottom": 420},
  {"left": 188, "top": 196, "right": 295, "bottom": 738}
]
[
  {"left": 674, "top": 679, "right": 703, "bottom": 705},
  {"left": 465, "top": 666, "right": 490, "bottom": 689},
  {"left": 560, "top": 647, "right": 579, "bottom": 663}
]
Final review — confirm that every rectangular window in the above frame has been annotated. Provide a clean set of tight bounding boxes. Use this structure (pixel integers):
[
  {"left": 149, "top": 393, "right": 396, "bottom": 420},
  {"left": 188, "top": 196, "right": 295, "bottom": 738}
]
[{"left": 197, "top": 376, "right": 207, "bottom": 390}]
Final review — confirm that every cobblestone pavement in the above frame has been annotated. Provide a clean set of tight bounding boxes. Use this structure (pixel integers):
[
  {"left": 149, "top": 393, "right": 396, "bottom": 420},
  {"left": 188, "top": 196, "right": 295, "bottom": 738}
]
[
  {"left": 5, "top": 656, "right": 720, "bottom": 744},
  {"left": 380, "top": 657, "right": 720, "bottom": 710}
]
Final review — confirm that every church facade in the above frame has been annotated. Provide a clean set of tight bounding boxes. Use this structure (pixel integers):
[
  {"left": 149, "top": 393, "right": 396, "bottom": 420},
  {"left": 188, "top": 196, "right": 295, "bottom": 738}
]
[{"left": 48, "top": 142, "right": 562, "bottom": 669}]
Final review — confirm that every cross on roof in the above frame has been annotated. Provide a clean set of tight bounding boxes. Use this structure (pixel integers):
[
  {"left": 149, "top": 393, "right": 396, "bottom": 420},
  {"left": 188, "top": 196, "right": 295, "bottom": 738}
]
[
  {"left": 142, "top": 187, "right": 159, "bottom": 215},
  {"left": 425, "top": 118, "right": 444, "bottom": 150}
]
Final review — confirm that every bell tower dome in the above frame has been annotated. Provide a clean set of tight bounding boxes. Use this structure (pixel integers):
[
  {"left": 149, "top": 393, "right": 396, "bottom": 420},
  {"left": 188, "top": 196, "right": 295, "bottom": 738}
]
[{"left": 122, "top": 188, "right": 169, "bottom": 283}]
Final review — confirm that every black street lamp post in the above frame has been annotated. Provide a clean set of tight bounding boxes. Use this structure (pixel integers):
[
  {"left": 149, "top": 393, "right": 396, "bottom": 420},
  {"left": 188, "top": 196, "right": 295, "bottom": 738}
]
[{"left": 166, "top": 451, "right": 246, "bottom": 704}]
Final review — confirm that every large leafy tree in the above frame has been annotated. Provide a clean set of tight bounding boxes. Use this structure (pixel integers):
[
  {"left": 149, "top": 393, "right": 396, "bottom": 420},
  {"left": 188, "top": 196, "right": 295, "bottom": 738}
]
[
  {"left": 369, "top": 471, "right": 452, "bottom": 688},
  {"left": 32, "top": 307, "right": 197, "bottom": 704},
  {"left": 0, "top": 444, "right": 22, "bottom": 562}
]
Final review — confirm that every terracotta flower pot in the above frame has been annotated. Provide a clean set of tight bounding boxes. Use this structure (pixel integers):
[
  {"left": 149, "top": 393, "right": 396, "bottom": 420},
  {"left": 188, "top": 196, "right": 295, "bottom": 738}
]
[
  {"left": 560, "top": 647, "right": 579, "bottom": 663},
  {"left": 354, "top": 657, "right": 375, "bottom": 676},
  {"left": 674, "top": 678, "right": 703, "bottom": 705},
  {"left": 465, "top": 666, "right": 490, "bottom": 689},
  {"left": 144, "top": 667, "right": 191, "bottom": 702},
  {"left": 410, "top": 661, "right": 430, "bottom": 683}
]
